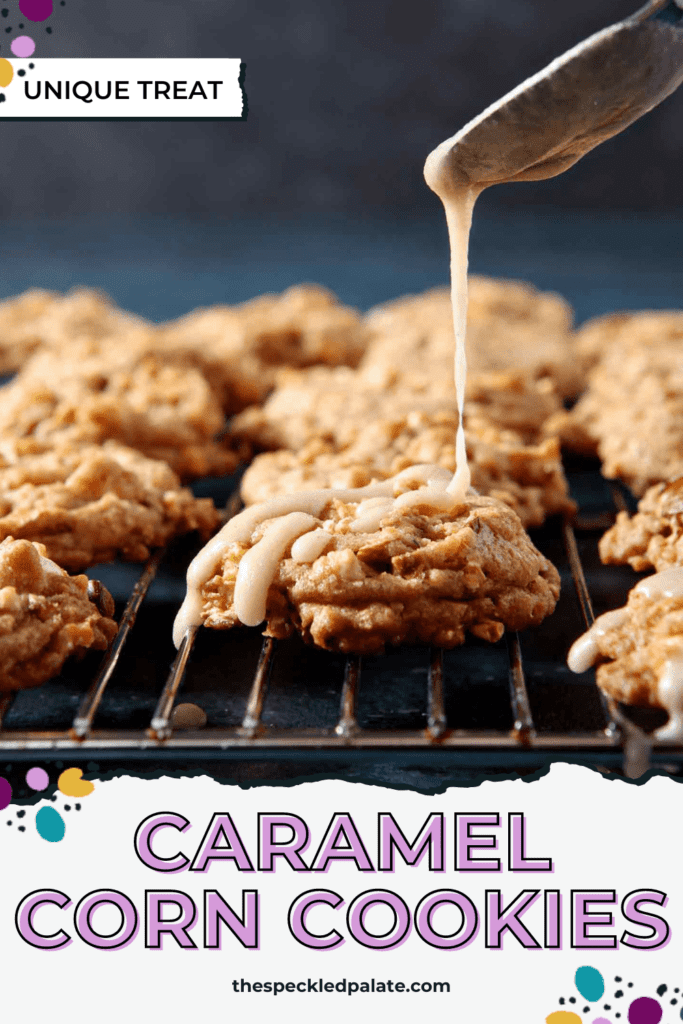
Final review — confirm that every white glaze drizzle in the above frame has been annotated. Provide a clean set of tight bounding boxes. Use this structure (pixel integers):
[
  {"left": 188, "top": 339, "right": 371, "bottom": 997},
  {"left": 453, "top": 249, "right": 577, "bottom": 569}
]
[
  {"left": 290, "top": 528, "right": 334, "bottom": 563},
  {"left": 424, "top": 144, "right": 481, "bottom": 502},
  {"left": 351, "top": 497, "right": 395, "bottom": 534},
  {"left": 634, "top": 567, "right": 683, "bottom": 600},
  {"left": 172, "top": 463, "right": 466, "bottom": 647},
  {"left": 567, "top": 568, "right": 683, "bottom": 741},
  {"left": 235, "top": 512, "right": 318, "bottom": 626},
  {"left": 655, "top": 653, "right": 683, "bottom": 741},
  {"left": 174, "top": 125, "right": 498, "bottom": 646},
  {"left": 567, "top": 608, "right": 629, "bottom": 674}
]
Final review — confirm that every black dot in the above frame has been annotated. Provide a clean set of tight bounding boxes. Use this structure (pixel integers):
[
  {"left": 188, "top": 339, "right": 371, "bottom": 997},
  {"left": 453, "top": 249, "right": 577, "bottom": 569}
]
[
  {"left": 18, "top": 22, "right": 23, "bottom": 27},
  {"left": 16, "top": 810, "right": 25, "bottom": 818},
  {"left": 75, "top": 803, "right": 81, "bottom": 811},
  {"left": 5, "top": 26, "right": 12, "bottom": 32},
  {"left": 658, "top": 985, "right": 668, "bottom": 997},
  {"left": 615, "top": 977, "right": 622, "bottom": 982},
  {"left": 676, "top": 989, "right": 680, "bottom": 994},
  {"left": 628, "top": 983, "right": 633, "bottom": 988},
  {"left": 0, "top": 9, "right": 7, "bottom": 15},
  {"left": 616, "top": 1016, "right": 621, "bottom": 1020},
  {"left": 29, "top": 62, "right": 34, "bottom": 67},
  {"left": 50, "top": 795, "right": 57, "bottom": 802},
  {"left": 569, "top": 998, "right": 576, "bottom": 1004},
  {"left": 604, "top": 1007, "right": 611, "bottom": 1012},
  {"left": 45, "top": 25, "right": 51, "bottom": 32},
  {"left": 615, "top": 991, "right": 624, "bottom": 999},
  {"left": 64, "top": 804, "right": 71, "bottom": 811},
  {"left": 60, "top": 1, "right": 65, "bottom": 4},
  {"left": 18, "top": 68, "right": 25, "bottom": 75},
  {"left": 559, "top": 999, "right": 565, "bottom": 1005},
  {"left": 672, "top": 1000, "right": 678, "bottom": 1006},
  {"left": 6, "top": 820, "right": 11, "bottom": 825},
  {"left": 583, "top": 1008, "right": 589, "bottom": 1014},
  {"left": 18, "top": 825, "right": 25, "bottom": 832}
]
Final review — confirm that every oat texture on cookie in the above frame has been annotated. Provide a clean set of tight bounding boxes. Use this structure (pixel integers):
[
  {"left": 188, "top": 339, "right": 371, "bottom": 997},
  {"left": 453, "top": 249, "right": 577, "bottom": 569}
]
[{"left": 0, "top": 537, "right": 117, "bottom": 690}]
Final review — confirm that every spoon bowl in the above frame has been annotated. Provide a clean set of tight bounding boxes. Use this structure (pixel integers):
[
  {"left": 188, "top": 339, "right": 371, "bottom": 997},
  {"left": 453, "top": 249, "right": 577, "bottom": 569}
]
[{"left": 428, "top": 0, "right": 683, "bottom": 190}]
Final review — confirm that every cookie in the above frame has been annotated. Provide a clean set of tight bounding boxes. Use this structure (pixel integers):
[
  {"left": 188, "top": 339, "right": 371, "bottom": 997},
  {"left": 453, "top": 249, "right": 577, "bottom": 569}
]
[
  {"left": 0, "top": 287, "right": 148, "bottom": 374},
  {"left": 363, "top": 276, "right": 579, "bottom": 398},
  {"left": 0, "top": 537, "right": 118, "bottom": 690},
  {"left": 156, "top": 283, "right": 367, "bottom": 412},
  {"left": 175, "top": 468, "right": 560, "bottom": 655},
  {"left": 568, "top": 569, "right": 683, "bottom": 739},
  {"left": 0, "top": 341, "right": 240, "bottom": 480},
  {"left": 0, "top": 439, "right": 220, "bottom": 570},
  {"left": 232, "top": 362, "right": 563, "bottom": 454},
  {"left": 239, "top": 410, "right": 574, "bottom": 528},
  {"left": 559, "top": 313, "right": 683, "bottom": 493},
  {"left": 600, "top": 477, "right": 683, "bottom": 573}
]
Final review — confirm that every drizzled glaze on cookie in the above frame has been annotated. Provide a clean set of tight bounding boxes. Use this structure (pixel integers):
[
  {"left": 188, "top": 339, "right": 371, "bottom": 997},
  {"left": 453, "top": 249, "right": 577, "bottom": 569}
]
[
  {"left": 172, "top": 463, "right": 464, "bottom": 645},
  {"left": 568, "top": 567, "right": 683, "bottom": 741},
  {"left": 174, "top": 97, "right": 563, "bottom": 642}
]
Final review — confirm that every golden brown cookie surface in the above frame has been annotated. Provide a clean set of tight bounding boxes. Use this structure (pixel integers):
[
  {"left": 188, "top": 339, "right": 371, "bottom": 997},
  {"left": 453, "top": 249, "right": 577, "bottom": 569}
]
[
  {"left": 568, "top": 576, "right": 683, "bottom": 724},
  {"left": 600, "top": 478, "right": 683, "bottom": 573},
  {"left": 0, "top": 440, "right": 220, "bottom": 570},
  {"left": 196, "top": 493, "right": 560, "bottom": 655},
  {"left": 240, "top": 410, "right": 574, "bottom": 529},
  {"left": 0, "top": 537, "right": 118, "bottom": 690},
  {"left": 156, "top": 283, "right": 367, "bottom": 412},
  {"left": 0, "top": 341, "right": 239, "bottom": 480},
  {"left": 560, "top": 312, "right": 683, "bottom": 494}
]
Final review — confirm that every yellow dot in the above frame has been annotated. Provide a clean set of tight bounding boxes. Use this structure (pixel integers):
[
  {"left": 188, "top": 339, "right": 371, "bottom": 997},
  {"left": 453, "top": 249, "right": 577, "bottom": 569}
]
[
  {"left": 58, "top": 767, "right": 95, "bottom": 797},
  {"left": 546, "top": 1013, "right": 583, "bottom": 1024},
  {"left": 0, "top": 59, "right": 13, "bottom": 88}
]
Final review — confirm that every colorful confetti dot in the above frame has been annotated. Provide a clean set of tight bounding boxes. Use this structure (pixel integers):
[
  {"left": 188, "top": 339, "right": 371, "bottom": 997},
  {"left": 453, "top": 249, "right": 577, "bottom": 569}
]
[
  {"left": 58, "top": 767, "right": 94, "bottom": 798},
  {"left": 0, "top": 777, "right": 12, "bottom": 810},
  {"left": 26, "top": 767, "right": 49, "bottom": 791},
  {"left": 576, "top": 967, "right": 605, "bottom": 1003},
  {"left": 592, "top": 1019, "right": 612, "bottom": 1024},
  {"left": 628, "top": 998, "right": 662, "bottom": 1024},
  {"left": 0, "top": 57, "right": 12, "bottom": 86},
  {"left": 547, "top": 1014, "right": 582, "bottom": 1024},
  {"left": 36, "top": 805, "right": 65, "bottom": 842},
  {"left": 10, "top": 35, "right": 35, "bottom": 56},
  {"left": 18, "top": 0, "right": 52, "bottom": 20}
]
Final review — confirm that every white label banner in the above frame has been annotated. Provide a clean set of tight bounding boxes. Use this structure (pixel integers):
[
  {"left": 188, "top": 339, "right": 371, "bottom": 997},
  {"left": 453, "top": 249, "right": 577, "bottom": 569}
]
[
  {"left": 1, "top": 763, "right": 682, "bottom": 1024},
  {"left": 0, "top": 58, "right": 244, "bottom": 118}
]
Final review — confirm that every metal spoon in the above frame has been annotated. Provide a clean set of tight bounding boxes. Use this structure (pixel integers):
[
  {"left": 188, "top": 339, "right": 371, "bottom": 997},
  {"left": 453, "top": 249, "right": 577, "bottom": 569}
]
[{"left": 432, "top": 0, "right": 683, "bottom": 189}]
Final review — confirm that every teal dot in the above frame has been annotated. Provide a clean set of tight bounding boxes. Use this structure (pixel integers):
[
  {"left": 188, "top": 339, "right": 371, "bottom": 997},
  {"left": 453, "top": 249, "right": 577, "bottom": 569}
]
[
  {"left": 36, "top": 805, "right": 65, "bottom": 842},
  {"left": 575, "top": 965, "right": 605, "bottom": 1002}
]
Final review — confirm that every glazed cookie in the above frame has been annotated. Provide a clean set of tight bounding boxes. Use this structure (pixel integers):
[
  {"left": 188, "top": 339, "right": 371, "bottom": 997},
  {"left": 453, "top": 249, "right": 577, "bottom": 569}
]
[
  {"left": 0, "top": 440, "right": 220, "bottom": 570},
  {"left": 174, "top": 466, "right": 560, "bottom": 655},
  {"left": 0, "top": 537, "right": 118, "bottom": 690},
  {"left": 568, "top": 569, "right": 683, "bottom": 739}
]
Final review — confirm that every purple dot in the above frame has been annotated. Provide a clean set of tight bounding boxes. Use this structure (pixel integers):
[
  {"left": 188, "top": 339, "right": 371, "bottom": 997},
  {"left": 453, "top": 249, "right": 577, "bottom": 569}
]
[
  {"left": 10, "top": 34, "right": 35, "bottom": 56},
  {"left": 26, "top": 767, "right": 49, "bottom": 791},
  {"left": 628, "top": 997, "right": 662, "bottom": 1024},
  {"left": 18, "top": 0, "right": 52, "bottom": 21},
  {"left": 0, "top": 777, "right": 12, "bottom": 810}
]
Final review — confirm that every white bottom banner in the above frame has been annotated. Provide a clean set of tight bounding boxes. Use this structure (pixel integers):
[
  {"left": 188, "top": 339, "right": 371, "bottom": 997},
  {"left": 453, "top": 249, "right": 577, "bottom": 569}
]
[{"left": 2, "top": 763, "right": 680, "bottom": 1024}]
